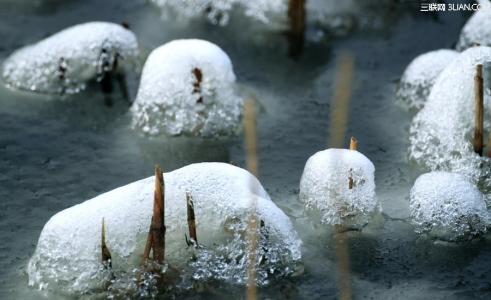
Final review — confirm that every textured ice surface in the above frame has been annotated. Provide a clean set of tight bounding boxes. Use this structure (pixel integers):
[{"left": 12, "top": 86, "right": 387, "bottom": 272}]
[
  {"left": 299, "top": 148, "right": 379, "bottom": 229},
  {"left": 150, "top": 0, "right": 287, "bottom": 27},
  {"left": 397, "top": 49, "right": 458, "bottom": 112},
  {"left": 1, "top": 22, "right": 139, "bottom": 94},
  {"left": 456, "top": 2, "right": 491, "bottom": 51},
  {"left": 409, "top": 46, "right": 491, "bottom": 190},
  {"left": 27, "top": 163, "right": 302, "bottom": 294},
  {"left": 409, "top": 172, "right": 490, "bottom": 241},
  {"left": 131, "top": 39, "right": 242, "bottom": 137}
]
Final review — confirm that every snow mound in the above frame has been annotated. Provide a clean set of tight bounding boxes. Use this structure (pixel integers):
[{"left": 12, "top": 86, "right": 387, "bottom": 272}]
[
  {"left": 1, "top": 22, "right": 139, "bottom": 94},
  {"left": 456, "top": 2, "right": 491, "bottom": 51},
  {"left": 397, "top": 49, "right": 458, "bottom": 111},
  {"left": 299, "top": 148, "right": 379, "bottom": 229},
  {"left": 131, "top": 39, "right": 242, "bottom": 137},
  {"left": 409, "top": 172, "right": 490, "bottom": 241},
  {"left": 408, "top": 46, "right": 491, "bottom": 189},
  {"left": 28, "top": 163, "right": 302, "bottom": 295}
]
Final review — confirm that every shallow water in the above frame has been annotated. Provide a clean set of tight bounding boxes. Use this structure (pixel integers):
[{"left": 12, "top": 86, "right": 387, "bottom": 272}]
[{"left": 1, "top": 0, "right": 490, "bottom": 299}]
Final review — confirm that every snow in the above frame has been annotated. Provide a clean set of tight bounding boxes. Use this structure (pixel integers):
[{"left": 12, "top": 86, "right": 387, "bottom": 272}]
[
  {"left": 397, "top": 49, "right": 458, "bottom": 112},
  {"left": 409, "top": 172, "right": 490, "bottom": 241},
  {"left": 1, "top": 22, "right": 139, "bottom": 94},
  {"left": 131, "top": 39, "right": 242, "bottom": 137},
  {"left": 408, "top": 46, "right": 491, "bottom": 190},
  {"left": 299, "top": 148, "right": 379, "bottom": 229},
  {"left": 456, "top": 2, "right": 491, "bottom": 51},
  {"left": 27, "top": 163, "right": 302, "bottom": 294}
]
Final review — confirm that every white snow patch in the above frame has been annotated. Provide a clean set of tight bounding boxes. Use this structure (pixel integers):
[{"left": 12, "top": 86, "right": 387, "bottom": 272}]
[{"left": 456, "top": 2, "right": 491, "bottom": 51}]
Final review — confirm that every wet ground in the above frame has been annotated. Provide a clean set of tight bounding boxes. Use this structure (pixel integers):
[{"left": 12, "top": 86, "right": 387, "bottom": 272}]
[{"left": 1, "top": 0, "right": 490, "bottom": 299}]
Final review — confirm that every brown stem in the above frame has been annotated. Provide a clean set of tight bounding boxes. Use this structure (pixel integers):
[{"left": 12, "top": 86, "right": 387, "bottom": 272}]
[
  {"left": 348, "top": 137, "right": 357, "bottom": 190},
  {"left": 474, "top": 64, "right": 484, "bottom": 156},
  {"left": 192, "top": 68, "right": 203, "bottom": 103},
  {"left": 288, "top": 0, "right": 306, "bottom": 58},
  {"left": 186, "top": 192, "right": 198, "bottom": 245},
  {"left": 101, "top": 218, "right": 112, "bottom": 268},
  {"left": 151, "top": 166, "right": 165, "bottom": 264}
]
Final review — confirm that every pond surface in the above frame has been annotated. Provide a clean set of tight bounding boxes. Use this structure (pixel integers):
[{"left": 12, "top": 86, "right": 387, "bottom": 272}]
[{"left": 1, "top": 0, "right": 490, "bottom": 299}]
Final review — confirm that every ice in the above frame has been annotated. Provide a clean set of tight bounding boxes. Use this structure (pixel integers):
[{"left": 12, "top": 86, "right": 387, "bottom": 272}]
[
  {"left": 150, "top": 0, "right": 287, "bottom": 27},
  {"left": 409, "top": 172, "right": 490, "bottom": 241},
  {"left": 299, "top": 148, "right": 379, "bottom": 229},
  {"left": 456, "top": 1, "right": 491, "bottom": 51},
  {"left": 397, "top": 49, "right": 458, "bottom": 112},
  {"left": 408, "top": 46, "right": 491, "bottom": 190},
  {"left": 27, "top": 163, "right": 302, "bottom": 295},
  {"left": 1, "top": 22, "right": 139, "bottom": 94},
  {"left": 131, "top": 39, "right": 242, "bottom": 137}
]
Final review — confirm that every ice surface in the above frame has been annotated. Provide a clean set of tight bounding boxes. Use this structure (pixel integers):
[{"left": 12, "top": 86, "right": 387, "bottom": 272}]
[
  {"left": 150, "top": 0, "right": 287, "bottom": 27},
  {"left": 409, "top": 172, "right": 490, "bottom": 241},
  {"left": 131, "top": 39, "right": 242, "bottom": 137},
  {"left": 397, "top": 49, "right": 458, "bottom": 112},
  {"left": 408, "top": 46, "right": 491, "bottom": 190},
  {"left": 456, "top": 2, "right": 491, "bottom": 51},
  {"left": 1, "top": 22, "right": 139, "bottom": 94},
  {"left": 299, "top": 148, "right": 379, "bottom": 229},
  {"left": 27, "top": 163, "right": 302, "bottom": 295}
]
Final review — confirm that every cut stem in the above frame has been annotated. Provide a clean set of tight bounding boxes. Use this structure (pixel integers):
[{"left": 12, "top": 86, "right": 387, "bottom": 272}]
[
  {"left": 101, "top": 218, "right": 112, "bottom": 268},
  {"left": 474, "top": 64, "right": 484, "bottom": 156},
  {"left": 288, "top": 0, "right": 306, "bottom": 57},
  {"left": 186, "top": 192, "right": 198, "bottom": 245},
  {"left": 348, "top": 137, "right": 357, "bottom": 189}
]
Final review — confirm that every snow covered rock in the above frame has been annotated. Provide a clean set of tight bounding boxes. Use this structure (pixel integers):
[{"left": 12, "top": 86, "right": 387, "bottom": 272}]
[
  {"left": 299, "top": 148, "right": 379, "bottom": 229},
  {"left": 397, "top": 49, "right": 458, "bottom": 111},
  {"left": 408, "top": 46, "right": 491, "bottom": 188},
  {"left": 1, "top": 22, "right": 139, "bottom": 94},
  {"left": 456, "top": 1, "right": 491, "bottom": 51},
  {"left": 28, "top": 163, "right": 301, "bottom": 294},
  {"left": 131, "top": 39, "right": 242, "bottom": 137},
  {"left": 409, "top": 172, "right": 490, "bottom": 241}
]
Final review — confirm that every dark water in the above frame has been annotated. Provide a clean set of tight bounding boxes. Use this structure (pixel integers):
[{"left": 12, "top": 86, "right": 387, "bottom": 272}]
[{"left": 1, "top": 0, "right": 490, "bottom": 299}]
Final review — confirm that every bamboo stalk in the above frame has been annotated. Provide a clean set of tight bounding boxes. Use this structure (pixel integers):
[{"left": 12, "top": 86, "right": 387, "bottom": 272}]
[
  {"left": 186, "top": 192, "right": 198, "bottom": 245},
  {"left": 288, "top": 0, "right": 306, "bottom": 57},
  {"left": 101, "top": 218, "right": 112, "bottom": 268},
  {"left": 151, "top": 166, "right": 165, "bottom": 264},
  {"left": 474, "top": 64, "right": 484, "bottom": 156}
]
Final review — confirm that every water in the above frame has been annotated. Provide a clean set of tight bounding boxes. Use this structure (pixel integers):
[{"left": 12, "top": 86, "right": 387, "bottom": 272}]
[{"left": 1, "top": 0, "right": 490, "bottom": 299}]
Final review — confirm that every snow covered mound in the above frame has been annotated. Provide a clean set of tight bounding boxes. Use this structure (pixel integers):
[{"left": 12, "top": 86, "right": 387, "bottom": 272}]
[
  {"left": 28, "top": 163, "right": 302, "bottom": 294},
  {"left": 397, "top": 49, "right": 458, "bottom": 111},
  {"left": 409, "top": 172, "right": 490, "bottom": 241},
  {"left": 408, "top": 46, "right": 491, "bottom": 188},
  {"left": 299, "top": 148, "right": 379, "bottom": 229},
  {"left": 131, "top": 39, "right": 242, "bottom": 137},
  {"left": 456, "top": 2, "right": 491, "bottom": 51},
  {"left": 1, "top": 22, "right": 139, "bottom": 94}
]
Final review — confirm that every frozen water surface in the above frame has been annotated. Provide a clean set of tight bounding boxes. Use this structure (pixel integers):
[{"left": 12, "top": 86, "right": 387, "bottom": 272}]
[{"left": 1, "top": 0, "right": 491, "bottom": 299}]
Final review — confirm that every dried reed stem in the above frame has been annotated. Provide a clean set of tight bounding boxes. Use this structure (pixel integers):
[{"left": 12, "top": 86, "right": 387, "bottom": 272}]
[
  {"left": 474, "top": 64, "right": 484, "bottom": 156},
  {"left": 101, "top": 218, "right": 112, "bottom": 268},
  {"left": 348, "top": 137, "right": 357, "bottom": 190},
  {"left": 186, "top": 192, "right": 198, "bottom": 245}
]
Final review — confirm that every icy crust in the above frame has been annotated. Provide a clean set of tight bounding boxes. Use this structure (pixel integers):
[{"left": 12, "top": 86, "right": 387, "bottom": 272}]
[
  {"left": 408, "top": 47, "right": 491, "bottom": 189},
  {"left": 409, "top": 172, "right": 490, "bottom": 241},
  {"left": 456, "top": 2, "right": 491, "bottom": 51},
  {"left": 131, "top": 39, "right": 241, "bottom": 137},
  {"left": 150, "top": 0, "right": 287, "bottom": 27},
  {"left": 1, "top": 22, "right": 139, "bottom": 94},
  {"left": 28, "top": 163, "right": 302, "bottom": 294},
  {"left": 299, "top": 149, "right": 379, "bottom": 229},
  {"left": 397, "top": 49, "right": 458, "bottom": 111}
]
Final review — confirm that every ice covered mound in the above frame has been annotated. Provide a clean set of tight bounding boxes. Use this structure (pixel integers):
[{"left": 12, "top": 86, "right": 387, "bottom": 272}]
[
  {"left": 409, "top": 172, "right": 490, "bottom": 241},
  {"left": 299, "top": 148, "right": 379, "bottom": 229},
  {"left": 456, "top": 1, "right": 491, "bottom": 51},
  {"left": 1, "top": 22, "right": 139, "bottom": 94},
  {"left": 131, "top": 39, "right": 242, "bottom": 137},
  {"left": 28, "top": 163, "right": 301, "bottom": 294},
  {"left": 408, "top": 46, "right": 491, "bottom": 188},
  {"left": 397, "top": 49, "right": 458, "bottom": 111},
  {"left": 150, "top": 0, "right": 287, "bottom": 27}
]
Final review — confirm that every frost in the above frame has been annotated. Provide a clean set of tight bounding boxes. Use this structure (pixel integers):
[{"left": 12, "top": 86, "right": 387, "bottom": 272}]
[
  {"left": 27, "top": 163, "right": 302, "bottom": 295},
  {"left": 409, "top": 172, "right": 490, "bottom": 241},
  {"left": 131, "top": 39, "right": 242, "bottom": 137},
  {"left": 299, "top": 148, "right": 379, "bottom": 229},
  {"left": 1, "top": 22, "right": 139, "bottom": 94},
  {"left": 150, "top": 0, "right": 287, "bottom": 27},
  {"left": 456, "top": 2, "right": 491, "bottom": 51},
  {"left": 408, "top": 46, "right": 491, "bottom": 190},
  {"left": 397, "top": 49, "right": 458, "bottom": 112}
]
